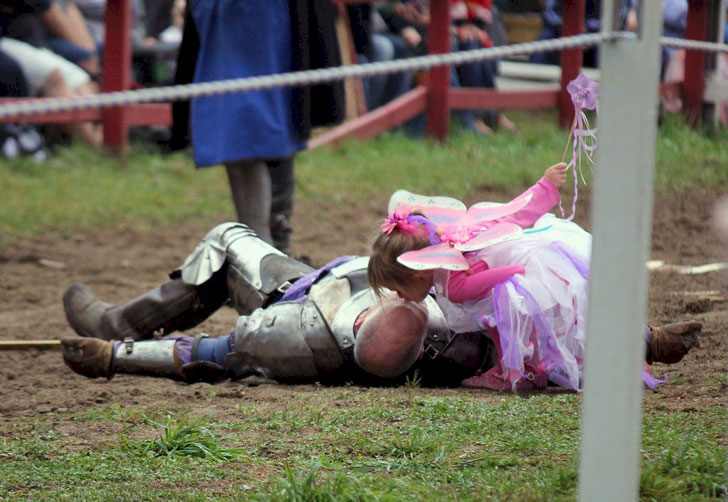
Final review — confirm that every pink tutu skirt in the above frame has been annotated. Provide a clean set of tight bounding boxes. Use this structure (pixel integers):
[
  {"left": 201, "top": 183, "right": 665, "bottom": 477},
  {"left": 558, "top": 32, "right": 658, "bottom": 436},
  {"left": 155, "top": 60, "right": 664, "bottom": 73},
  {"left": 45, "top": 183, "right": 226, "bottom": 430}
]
[{"left": 435, "top": 214, "right": 591, "bottom": 390}]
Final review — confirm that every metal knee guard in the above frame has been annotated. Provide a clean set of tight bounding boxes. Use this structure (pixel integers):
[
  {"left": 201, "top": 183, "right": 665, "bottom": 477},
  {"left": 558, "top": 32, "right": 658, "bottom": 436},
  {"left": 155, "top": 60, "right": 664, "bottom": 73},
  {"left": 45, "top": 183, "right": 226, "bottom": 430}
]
[{"left": 177, "top": 223, "right": 313, "bottom": 314}]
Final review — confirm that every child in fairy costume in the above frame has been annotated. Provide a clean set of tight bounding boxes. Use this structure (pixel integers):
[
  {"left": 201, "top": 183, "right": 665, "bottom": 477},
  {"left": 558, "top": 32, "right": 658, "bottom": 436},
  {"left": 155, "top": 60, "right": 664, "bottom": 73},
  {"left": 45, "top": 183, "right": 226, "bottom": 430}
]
[{"left": 367, "top": 161, "right": 596, "bottom": 390}]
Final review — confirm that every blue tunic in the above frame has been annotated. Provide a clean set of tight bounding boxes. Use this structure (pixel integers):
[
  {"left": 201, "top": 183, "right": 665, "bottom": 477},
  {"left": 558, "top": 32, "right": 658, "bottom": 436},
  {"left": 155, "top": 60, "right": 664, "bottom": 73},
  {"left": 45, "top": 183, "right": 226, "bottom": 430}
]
[{"left": 190, "top": 0, "right": 305, "bottom": 167}]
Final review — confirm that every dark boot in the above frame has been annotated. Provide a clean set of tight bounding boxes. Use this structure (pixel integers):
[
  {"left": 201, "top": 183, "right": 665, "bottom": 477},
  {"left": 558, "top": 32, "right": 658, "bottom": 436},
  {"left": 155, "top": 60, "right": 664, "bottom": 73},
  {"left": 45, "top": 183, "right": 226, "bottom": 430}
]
[
  {"left": 646, "top": 321, "right": 702, "bottom": 364},
  {"left": 268, "top": 157, "right": 295, "bottom": 255},
  {"left": 225, "top": 160, "right": 274, "bottom": 244},
  {"left": 63, "top": 271, "right": 229, "bottom": 341}
]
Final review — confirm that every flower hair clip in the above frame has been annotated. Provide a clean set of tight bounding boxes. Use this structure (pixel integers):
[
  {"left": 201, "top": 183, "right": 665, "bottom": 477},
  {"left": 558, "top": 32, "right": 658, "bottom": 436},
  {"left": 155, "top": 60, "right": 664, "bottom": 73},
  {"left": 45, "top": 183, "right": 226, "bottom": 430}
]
[
  {"left": 381, "top": 205, "right": 419, "bottom": 235},
  {"left": 381, "top": 205, "right": 439, "bottom": 243}
]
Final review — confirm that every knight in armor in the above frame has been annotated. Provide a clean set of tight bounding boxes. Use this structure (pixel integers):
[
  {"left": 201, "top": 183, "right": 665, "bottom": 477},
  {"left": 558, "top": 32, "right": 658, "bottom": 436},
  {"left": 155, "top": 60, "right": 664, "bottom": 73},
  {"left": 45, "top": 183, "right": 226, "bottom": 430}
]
[
  {"left": 61, "top": 222, "right": 497, "bottom": 387},
  {"left": 60, "top": 223, "right": 701, "bottom": 388}
]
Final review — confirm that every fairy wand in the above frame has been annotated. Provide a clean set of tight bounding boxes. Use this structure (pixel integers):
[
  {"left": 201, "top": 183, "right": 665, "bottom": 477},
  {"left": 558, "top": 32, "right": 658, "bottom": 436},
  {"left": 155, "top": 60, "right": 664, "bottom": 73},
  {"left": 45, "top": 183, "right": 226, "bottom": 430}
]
[{"left": 559, "top": 73, "right": 599, "bottom": 220}]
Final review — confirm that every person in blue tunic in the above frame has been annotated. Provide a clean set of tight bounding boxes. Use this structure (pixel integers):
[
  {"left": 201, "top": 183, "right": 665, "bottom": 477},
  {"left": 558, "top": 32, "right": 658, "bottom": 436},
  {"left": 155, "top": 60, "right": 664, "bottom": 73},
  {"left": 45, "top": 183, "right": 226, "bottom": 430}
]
[{"left": 182, "top": 0, "right": 344, "bottom": 254}]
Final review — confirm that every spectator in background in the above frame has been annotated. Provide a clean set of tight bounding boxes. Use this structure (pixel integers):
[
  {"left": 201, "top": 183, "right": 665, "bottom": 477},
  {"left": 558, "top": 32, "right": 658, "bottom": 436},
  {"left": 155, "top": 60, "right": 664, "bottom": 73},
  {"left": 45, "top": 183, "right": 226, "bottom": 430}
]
[
  {"left": 529, "top": 0, "right": 639, "bottom": 68},
  {"left": 661, "top": 0, "right": 688, "bottom": 71},
  {"left": 0, "top": 49, "right": 47, "bottom": 159},
  {"left": 529, "top": 0, "right": 602, "bottom": 67},
  {"left": 377, "top": 0, "right": 513, "bottom": 135},
  {"left": 43, "top": 0, "right": 100, "bottom": 77},
  {"left": 142, "top": 0, "right": 175, "bottom": 40},
  {"left": 75, "top": 0, "right": 180, "bottom": 85},
  {"left": 0, "top": 0, "right": 102, "bottom": 147},
  {"left": 450, "top": 0, "right": 517, "bottom": 132},
  {"left": 347, "top": 3, "right": 414, "bottom": 111},
  {"left": 170, "top": 0, "right": 345, "bottom": 255}
]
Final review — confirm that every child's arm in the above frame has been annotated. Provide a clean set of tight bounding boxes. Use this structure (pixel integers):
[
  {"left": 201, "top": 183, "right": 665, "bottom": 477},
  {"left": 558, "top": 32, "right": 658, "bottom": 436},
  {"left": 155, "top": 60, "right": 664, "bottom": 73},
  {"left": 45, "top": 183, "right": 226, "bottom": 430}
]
[
  {"left": 494, "top": 162, "right": 567, "bottom": 229},
  {"left": 446, "top": 260, "right": 524, "bottom": 303}
]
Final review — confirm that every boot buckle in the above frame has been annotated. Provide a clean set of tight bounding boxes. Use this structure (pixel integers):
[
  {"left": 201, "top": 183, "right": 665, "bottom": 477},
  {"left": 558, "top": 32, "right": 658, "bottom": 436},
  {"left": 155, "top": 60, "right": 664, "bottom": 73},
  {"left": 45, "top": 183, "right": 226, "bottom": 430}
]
[
  {"left": 124, "top": 337, "right": 135, "bottom": 354},
  {"left": 277, "top": 281, "right": 292, "bottom": 294}
]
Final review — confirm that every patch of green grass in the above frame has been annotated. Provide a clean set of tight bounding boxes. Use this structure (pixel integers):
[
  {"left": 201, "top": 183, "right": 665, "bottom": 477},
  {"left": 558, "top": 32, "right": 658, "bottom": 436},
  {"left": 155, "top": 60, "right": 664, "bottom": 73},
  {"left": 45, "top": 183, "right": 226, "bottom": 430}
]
[
  {"left": 0, "top": 397, "right": 725, "bottom": 501},
  {"left": 73, "top": 403, "right": 157, "bottom": 424},
  {"left": 0, "top": 146, "right": 231, "bottom": 241},
  {"left": 254, "top": 463, "right": 376, "bottom": 502},
  {"left": 122, "top": 415, "right": 247, "bottom": 462},
  {"left": 0, "top": 112, "right": 725, "bottom": 241}
]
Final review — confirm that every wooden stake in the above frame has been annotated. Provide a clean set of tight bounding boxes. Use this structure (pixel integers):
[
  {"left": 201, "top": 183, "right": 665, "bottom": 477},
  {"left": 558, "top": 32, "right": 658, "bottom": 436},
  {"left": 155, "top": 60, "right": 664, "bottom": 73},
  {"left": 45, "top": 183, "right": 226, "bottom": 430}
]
[{"left": 0, "top": 340, "right": 62, "bottom": 351}]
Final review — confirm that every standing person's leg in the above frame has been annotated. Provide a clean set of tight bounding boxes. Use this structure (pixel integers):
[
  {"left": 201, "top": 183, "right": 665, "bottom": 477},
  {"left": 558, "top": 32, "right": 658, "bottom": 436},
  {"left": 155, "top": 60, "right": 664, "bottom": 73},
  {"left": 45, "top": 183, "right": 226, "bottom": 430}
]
[
  {"left": 224, "top": 160, "right": 274, "bottom": 244},
  {"left": 267, "top": 157, "right": 295, "bottom": 255}
]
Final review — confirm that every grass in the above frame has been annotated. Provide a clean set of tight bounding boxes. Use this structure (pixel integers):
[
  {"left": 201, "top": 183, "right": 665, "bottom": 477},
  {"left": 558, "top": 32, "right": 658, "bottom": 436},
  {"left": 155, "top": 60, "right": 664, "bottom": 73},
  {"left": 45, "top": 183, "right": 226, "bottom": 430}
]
[
  {"left": 0, "top": 111, "right": 725, "bottom": 499},
  {"left": 0, "top": 111, "right": 726, "bottom": 242},
  {"left": 122, "top": 415, "right": 248, "bottom": 462},
  {"left": 0, "top": 395, "right": 725, "bottom": 501}
]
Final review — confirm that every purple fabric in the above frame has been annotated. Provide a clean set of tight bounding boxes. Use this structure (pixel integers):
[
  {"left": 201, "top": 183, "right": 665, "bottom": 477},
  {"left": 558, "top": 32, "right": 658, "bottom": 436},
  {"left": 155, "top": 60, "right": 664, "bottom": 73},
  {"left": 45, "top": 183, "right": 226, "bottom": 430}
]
[
  {"left": 407, "top": 214, "right": 441, "bottom": 245},
  {"left": 549, "top": 242, "right": 590, "bottom": 280},
  {"left": 643, "top": 369, "right": 668, "bottom": 390},
  {"left": 279, "top": 255, "right": 358, "bottom": 302},
  {"left": 165, "top": 335, "right": 194, "bottom": 365},
  {"left": 494, "top": 276, "right": 581, "bottom": 389},
  {"left": 508, "top": 277, "right": 577, "bottom": 387}
]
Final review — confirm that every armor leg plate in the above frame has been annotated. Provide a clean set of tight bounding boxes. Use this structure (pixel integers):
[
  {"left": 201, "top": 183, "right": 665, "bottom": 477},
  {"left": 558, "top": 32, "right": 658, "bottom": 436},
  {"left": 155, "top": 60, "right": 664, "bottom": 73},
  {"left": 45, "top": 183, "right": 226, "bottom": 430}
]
[
  {"left": 176, "top": 222, "right": 313, "bottom": 315},
  {"left": 113, "top": 338, "right": 181, "bottom": 378}
]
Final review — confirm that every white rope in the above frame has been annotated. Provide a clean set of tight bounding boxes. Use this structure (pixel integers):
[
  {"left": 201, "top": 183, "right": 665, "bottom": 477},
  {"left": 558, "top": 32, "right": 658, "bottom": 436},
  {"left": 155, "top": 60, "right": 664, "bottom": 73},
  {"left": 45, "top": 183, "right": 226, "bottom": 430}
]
[
  {"left": 661, "top": 36, "right": 728, "bottom": 53},
  {"left": 4, "top": 32, "right": 724, "bottom": 121},
  {"left": 0, "top": 31, "right": 632, "bottom": 119}
]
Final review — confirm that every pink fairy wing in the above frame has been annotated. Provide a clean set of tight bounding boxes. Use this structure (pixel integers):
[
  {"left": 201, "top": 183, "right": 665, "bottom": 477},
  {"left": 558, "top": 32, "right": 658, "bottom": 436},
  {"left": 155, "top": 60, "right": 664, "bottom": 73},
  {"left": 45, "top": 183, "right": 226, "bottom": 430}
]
[
  {"left": 467, "top": 192, "right": 534, "bottom": 223},
  {"left": 388, "top": 189, "right": 466, "bottom": 225},
  {"left": 455, "top": 222, "right": 523, "bottom": 252},
  {"left": 397, "top": 243, "right": 469, "bottom": 271}
]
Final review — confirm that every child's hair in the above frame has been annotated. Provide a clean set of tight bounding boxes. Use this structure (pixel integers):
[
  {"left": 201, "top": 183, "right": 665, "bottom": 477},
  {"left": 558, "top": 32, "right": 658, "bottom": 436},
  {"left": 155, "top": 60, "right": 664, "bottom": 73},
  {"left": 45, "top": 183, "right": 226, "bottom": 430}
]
[{"left": 367, "top": 207, "right": 432, "bottom": 298}]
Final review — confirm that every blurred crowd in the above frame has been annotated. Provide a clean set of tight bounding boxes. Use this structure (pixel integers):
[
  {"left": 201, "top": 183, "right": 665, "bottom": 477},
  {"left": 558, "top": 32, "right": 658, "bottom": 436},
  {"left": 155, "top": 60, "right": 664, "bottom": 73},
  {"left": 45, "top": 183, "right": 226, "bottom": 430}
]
[
  {"left": 0, "top": 0, "right": 724, "bottom": 160},
  {"left": 0, "top": 0, "right": 184, "bottom": 156}
]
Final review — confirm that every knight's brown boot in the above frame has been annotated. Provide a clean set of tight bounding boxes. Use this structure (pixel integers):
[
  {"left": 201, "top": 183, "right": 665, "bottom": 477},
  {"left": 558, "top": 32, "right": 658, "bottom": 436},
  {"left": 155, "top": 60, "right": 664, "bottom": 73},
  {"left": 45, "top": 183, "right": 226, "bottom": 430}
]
[
  {"left": 63, "top": 276, "right": 229, "bottom": 341},
  {"left": 61, "top": 337, "right": 114, "bottom": 379},
  {"left": 646, "top": 321, "right": 702, "bottom": 364},
  {"left": 63, "top": 283, "right": 116, "bottom": 338}
]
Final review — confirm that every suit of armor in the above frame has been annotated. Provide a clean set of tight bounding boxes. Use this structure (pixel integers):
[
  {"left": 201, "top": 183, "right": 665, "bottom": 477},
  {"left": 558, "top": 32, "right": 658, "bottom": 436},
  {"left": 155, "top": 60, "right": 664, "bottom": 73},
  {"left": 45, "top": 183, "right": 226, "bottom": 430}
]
[{"left": 62, "top": 223, "right": 496, "bottom": 386}]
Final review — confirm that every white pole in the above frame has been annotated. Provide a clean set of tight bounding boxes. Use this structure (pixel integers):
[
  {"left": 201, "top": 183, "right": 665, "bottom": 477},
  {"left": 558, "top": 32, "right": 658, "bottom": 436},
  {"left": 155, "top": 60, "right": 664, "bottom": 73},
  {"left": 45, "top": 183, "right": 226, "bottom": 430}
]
[{"left": 578, "top": 1, "right": 663, "bottom": 501}]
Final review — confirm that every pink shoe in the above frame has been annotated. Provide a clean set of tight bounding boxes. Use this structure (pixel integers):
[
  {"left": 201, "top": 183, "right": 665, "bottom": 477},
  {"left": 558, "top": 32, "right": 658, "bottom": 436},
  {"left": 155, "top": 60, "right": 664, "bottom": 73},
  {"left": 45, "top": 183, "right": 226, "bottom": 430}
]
[{"left": 461, "top": 367, "right": 548, "bottom": 391}]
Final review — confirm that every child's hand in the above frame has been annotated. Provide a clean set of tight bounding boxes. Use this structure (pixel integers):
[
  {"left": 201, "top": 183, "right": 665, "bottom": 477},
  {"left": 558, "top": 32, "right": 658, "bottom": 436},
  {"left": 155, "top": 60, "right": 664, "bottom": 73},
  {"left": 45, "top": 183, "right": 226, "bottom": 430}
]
[{"left": 545, "top": 162, "right": 568, "bottom": 188}]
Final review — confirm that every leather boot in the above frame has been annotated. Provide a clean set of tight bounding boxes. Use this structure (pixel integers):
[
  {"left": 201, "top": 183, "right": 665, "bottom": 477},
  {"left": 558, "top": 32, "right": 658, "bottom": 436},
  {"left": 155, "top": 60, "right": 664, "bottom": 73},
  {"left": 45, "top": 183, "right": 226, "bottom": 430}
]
[
  {"left": 646, "top": 321, "right": 702, "bottom": 364},
  {"left": 63, "top": 270, "right": 229, "bottom": 341},
  {"left": 268, "top": 158, "right": 295, "bottom": 255},
  {"left": 61, "top": 337, "right": 114, "bottom": 379},
  {"left": 224, "top": 160, "right": 274, "bottom": 244}
]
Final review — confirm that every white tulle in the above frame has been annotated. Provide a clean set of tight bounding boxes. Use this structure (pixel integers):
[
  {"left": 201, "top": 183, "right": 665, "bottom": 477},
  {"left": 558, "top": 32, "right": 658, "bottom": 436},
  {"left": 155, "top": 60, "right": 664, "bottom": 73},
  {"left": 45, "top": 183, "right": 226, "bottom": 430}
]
[{"left": 435, "top": 214, "right": 592, "bottom": 390}]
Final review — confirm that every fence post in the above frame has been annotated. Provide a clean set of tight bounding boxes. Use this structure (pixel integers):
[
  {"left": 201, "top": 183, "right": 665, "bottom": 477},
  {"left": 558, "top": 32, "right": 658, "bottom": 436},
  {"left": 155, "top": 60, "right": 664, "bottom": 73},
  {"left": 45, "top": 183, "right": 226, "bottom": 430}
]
[
  {"left": 426, "top": 0, "right": 452, "bottom": 141},
  {"left": 577, "top": 1, "right": 663, "bottom": 501},
  {"left": 102, "top": 0, "right": 132, "bottom": 150},
  {"left": 559, "top": 0, "right": 585, "bottom": 127},
  {"left": 683, "top": 0, "right": 710, "bottom": 125}
]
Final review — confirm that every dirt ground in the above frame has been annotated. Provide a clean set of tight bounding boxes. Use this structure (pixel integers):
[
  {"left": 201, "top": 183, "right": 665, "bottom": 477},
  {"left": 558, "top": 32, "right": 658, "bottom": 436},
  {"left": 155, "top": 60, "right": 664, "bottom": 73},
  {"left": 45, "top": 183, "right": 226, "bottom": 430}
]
[{"left": 0, "top": 186, "right": 726, "bottom": 434}]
